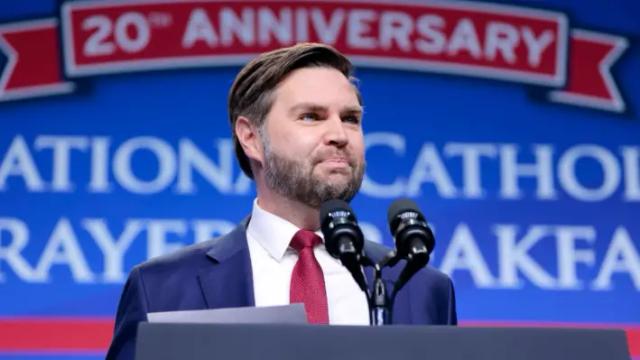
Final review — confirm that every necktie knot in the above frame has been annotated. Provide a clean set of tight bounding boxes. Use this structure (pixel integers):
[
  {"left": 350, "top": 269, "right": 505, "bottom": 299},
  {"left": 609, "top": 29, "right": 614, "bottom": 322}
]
[{"left": 290, "top": 229, "right": 322, "bottom": 252}]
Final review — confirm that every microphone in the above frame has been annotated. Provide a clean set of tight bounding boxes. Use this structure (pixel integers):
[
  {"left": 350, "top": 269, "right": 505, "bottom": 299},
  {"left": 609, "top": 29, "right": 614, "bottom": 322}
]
[
  {"left": 386, "top": 198, "right": 435, "bottom": 295},
  {"left": 320, "top": 199, "right": 368, "bottom": 293}
]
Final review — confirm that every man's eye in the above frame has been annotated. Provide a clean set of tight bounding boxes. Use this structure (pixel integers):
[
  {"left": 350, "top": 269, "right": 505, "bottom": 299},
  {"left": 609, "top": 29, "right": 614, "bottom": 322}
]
[
  {"left": 343, "top": 115, "right": 361, "bottom": 124},
  {"left": 300, "top": 113, "right": 319, "bottom": 121}
]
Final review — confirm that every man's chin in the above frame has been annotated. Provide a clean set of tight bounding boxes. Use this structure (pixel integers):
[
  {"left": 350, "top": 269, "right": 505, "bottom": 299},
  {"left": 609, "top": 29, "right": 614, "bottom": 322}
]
[
  {"left": 317, "top": 177, "right": 357, "bottom": 196},
  {"left": 316, "top": 171, "right": 353, "bottom": 187}
]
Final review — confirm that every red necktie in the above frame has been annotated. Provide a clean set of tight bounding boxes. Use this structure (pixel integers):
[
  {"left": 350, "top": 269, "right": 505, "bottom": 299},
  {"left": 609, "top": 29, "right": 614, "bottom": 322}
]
[{"left": 289, "top": 229, "right": 329, "bottom": 324}]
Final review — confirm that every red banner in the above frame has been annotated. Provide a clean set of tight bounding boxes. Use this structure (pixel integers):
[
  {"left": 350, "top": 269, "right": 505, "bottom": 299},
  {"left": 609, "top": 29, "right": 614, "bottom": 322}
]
[
  {"left": 0, "top": 19, "right": 74, "bottom": 102},
  {"left": 0, "top": 0, "right": 629, "bottom": 112}
]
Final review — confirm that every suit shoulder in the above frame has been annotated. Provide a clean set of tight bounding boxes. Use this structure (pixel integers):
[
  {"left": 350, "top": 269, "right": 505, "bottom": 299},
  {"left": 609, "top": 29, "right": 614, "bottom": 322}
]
[
  {"left": 134, "top": 226, "right": 241, "bottom": 275},
  {"left": 421, "top": 265, "right": 453, "bottom": 284},
  {"left": 136, "top": 240, "right": 210, "bottom": 271}
]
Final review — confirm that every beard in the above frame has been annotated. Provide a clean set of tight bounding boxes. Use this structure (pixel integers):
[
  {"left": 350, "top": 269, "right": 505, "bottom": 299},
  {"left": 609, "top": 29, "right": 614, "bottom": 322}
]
[{"left": 262, "top": 137, "right": 365, "bottom": 208}]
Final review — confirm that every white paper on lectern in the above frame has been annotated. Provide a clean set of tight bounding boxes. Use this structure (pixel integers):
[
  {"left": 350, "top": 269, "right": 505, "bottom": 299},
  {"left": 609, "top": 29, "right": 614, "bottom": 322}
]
[{"left": 147, "top": 304, "right": 307, "bottom": 324}]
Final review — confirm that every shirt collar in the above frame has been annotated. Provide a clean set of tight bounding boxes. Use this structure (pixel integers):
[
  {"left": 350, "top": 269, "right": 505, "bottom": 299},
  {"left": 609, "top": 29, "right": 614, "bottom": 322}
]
[{"left": 247, "top": 199, "right": 324, "bottom": 262}]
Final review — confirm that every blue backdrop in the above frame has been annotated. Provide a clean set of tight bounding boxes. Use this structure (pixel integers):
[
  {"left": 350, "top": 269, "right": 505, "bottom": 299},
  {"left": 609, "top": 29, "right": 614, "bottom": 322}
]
[{"left": 1, "top": 0, "right": 639, "bottom": 358}]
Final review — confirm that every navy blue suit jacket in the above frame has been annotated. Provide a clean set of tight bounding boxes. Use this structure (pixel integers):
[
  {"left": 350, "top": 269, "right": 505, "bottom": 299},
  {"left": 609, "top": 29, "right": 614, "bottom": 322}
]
[{"left": 106, "top": 219, "right": 457, "bottom": 360}]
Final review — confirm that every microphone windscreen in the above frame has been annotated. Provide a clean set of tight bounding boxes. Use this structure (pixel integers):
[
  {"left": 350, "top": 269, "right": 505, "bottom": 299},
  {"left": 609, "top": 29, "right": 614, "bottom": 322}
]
[
  {"left": 320, "top": 199, "right": 352, "bottom": 222},
  {"left": 387, "top": 198, "right": 421, "bottom": 228}
]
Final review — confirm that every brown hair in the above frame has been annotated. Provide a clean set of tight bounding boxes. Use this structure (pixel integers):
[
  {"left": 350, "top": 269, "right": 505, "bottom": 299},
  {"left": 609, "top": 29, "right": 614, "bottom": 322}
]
[{"left": 228, "top": 43, "right": 359, "bottom": 178}]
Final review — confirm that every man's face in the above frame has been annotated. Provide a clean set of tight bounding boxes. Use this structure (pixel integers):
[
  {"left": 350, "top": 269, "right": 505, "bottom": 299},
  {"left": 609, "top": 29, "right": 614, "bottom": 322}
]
[{"left": 260, "top": 66, "right": 365, "bottom": 208}]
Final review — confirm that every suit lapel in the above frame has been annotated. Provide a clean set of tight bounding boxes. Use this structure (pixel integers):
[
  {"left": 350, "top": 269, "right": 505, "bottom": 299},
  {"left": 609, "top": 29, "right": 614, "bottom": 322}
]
[{"left": 197, "top": 218, "right": 255, "bottom": 309}]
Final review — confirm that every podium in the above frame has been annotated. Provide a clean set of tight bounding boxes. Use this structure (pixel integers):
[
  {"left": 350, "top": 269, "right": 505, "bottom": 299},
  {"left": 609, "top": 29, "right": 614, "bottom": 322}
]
[{"left": 135, "top": 323, "right": 631, "bottom": 360}]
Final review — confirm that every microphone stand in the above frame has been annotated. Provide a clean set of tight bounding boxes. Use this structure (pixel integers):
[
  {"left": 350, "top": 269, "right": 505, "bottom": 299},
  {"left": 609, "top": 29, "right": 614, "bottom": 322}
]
[
  {"left": 345, "top": 255, "right": 382, "bottom": 326},
  {"left": 348, "top": 254, "right": 390, "bottom": 326},
  {"left": 344, "top": 247, "right": 429, "bottom": 326},
  {"left": 366, "top": 249, "right": 429, "bottom": 326},
  {"left": 366, "top": 252, "right": 398, "bottom": 326},
  {"left": 370, "top": 264, "right": 390, "bottom": 326}
]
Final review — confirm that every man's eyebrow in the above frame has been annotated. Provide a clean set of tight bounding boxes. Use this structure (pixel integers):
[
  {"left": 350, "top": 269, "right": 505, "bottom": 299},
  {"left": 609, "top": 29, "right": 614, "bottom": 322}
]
[
  {"left": 289, "top": 103, "right": 363, "bottom": 114},
  {"left": 341, "top": 106, "right": 364, "bottom": 115},
  {"left": 289, "top": 103, "right": 327, "bottom": 114}
]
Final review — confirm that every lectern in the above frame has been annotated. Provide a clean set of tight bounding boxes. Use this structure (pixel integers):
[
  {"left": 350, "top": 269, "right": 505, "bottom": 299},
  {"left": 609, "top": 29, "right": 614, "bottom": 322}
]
[{"left": 135, "top": 323, "right": 630, "bottom": 360}]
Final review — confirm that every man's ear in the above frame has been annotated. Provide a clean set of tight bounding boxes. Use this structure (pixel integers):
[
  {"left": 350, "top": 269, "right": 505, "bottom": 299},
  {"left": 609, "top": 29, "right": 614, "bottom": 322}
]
[{"left": 235, "top": 116, "right": 265, "bottom": 165}]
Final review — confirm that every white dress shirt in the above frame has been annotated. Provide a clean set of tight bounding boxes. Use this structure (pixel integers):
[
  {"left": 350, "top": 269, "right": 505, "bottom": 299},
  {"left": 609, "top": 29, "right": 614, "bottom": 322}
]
[{"left": 246, "top": 200, "right": 370, "bottom": 325}]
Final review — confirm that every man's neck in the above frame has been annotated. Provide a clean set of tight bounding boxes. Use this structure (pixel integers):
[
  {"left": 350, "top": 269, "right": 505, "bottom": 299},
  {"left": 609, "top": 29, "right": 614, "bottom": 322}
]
[{"left": 256, "top": 191, "right": 320, "bottom": 230}]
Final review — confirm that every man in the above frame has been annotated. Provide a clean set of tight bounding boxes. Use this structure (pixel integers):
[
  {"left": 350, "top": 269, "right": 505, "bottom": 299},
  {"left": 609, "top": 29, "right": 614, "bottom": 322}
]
[{"left": 106, "top": 43, "right": 457, "bottom": 360}]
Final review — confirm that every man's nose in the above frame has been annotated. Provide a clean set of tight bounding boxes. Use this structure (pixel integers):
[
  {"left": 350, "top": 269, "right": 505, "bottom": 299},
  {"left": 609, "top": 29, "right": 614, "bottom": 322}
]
[{"left": 324, "top": 115, "right": 349, "bottom": 147}]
